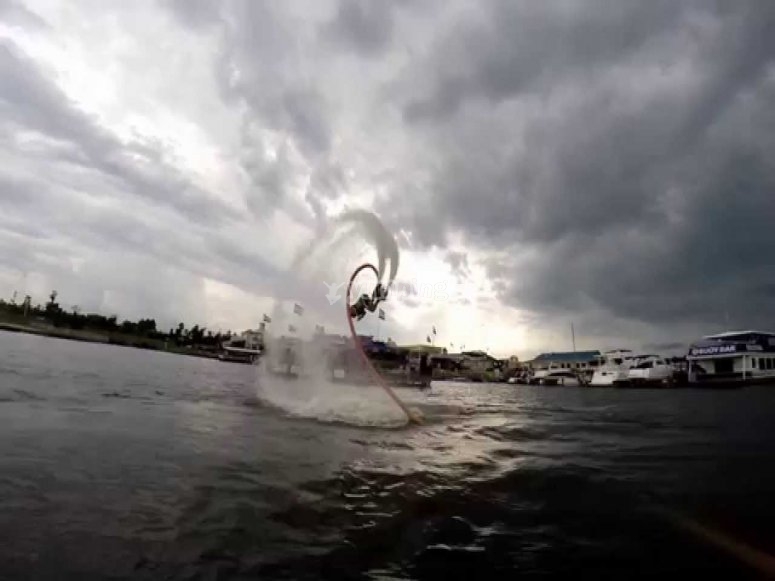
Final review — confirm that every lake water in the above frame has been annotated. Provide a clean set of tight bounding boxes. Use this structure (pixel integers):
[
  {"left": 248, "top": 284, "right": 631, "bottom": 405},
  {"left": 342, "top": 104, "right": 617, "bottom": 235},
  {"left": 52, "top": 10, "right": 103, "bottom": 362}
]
[{"left": 1, "top": 331, "right": 774, "bottom": 579}]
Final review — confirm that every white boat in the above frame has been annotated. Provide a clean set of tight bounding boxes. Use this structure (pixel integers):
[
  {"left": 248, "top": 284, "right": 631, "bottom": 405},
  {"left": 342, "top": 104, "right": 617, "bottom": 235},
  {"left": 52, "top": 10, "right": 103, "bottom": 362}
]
[
  {"left": 529, "top": 364, "right": 564, "bottom": 384},
  {"left": 625, "top": 354, "right": 674, "bottom": 386},
  {"left": 538, "top": 369, "right": 582, "bottom": 387},
  {"left": 589, "top": 349, "right": 634, "bottom": 387},
  {"left": 219, "top": 330, "right": 263, "bottom": 364},
  {"left": 687, "top": 331, "right": 775, "bottom": 386},
  {"left": 219, "top": 345, "right": 261, "bottom": 364}
]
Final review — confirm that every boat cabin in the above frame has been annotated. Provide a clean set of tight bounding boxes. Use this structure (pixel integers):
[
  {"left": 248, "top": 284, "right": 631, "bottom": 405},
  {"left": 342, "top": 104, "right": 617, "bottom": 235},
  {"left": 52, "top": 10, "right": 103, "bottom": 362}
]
[{"left": 687, "top": 331, "right": 775, "bottom": 385}]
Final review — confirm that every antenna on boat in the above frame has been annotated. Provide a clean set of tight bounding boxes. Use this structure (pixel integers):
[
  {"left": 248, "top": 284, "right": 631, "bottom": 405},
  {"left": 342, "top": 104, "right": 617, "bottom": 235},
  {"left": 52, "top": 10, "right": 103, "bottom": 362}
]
[{"left": 571, "top": 322, "right": 576, "bottom": 353}]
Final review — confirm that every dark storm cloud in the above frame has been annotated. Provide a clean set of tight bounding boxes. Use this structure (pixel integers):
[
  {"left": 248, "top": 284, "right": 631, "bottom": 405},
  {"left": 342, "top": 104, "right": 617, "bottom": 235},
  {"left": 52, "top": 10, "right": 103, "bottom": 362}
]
[
  {"left": 170, "top": 2, "right": 332, "bottom": 204},
  {"left": 388, "top": 0, "right": 775, "bottom": 333},
  {"left": 322, "top": 0, "right": 394, "bottom": 55},
  {"left": 644, "top": 341, "right": 694, "bottom": 354},
  {"left": 280, "top": 87, "right": 332, "bottom": 156},
  {"left": 166, "top": 1, "right": 364, "bottom": 229},
  {"left": 403, "top": 0, "right": 686, "bottom": 123},
  {"left": 58, "top": 0, "right": 770, "bottom": 342},
  {"left": 305, "top": 160, "right": 348, "bottom": 232},
  {"left": 0, "top": 42, "right": 239, "bottom": 226}
]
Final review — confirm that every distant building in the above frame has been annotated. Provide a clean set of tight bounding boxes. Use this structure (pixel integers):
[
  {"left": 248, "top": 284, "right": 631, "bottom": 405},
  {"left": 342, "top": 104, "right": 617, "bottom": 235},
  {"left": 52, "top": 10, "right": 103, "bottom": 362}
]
[
  {"left": 316, "top": 333, "right": 349, "bottom": 349},
  {"left": 226, "top": 329, "right": 264, "bottom": 351},
  {"left": 458, "top": 350, "right": 498, "bottom": 373},
  {"left": 401, "top": 344, "right": 446, "bottom": 355},
  {"left": 430, "top": 353, "right": 464, "bottom": 373},
  {"left": 529, "top": 350, "right": 601, "bottom": 371}
]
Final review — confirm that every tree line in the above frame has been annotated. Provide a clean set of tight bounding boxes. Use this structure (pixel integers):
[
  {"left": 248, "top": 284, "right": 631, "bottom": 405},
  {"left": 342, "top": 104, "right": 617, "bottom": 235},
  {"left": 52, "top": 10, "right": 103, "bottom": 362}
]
[{"left": 0, "top": 290, "right": 232, "bottom": 347}]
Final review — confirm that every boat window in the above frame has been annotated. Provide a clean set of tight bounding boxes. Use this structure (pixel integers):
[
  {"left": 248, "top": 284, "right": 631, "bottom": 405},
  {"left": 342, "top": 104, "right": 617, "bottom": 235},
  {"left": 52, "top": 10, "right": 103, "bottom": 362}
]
[
  {"left": 752, "top": 358, "right": 757, "bottom": 368},
  {"left": 714, "top": 359, "right": 734, "bottom": 374},
  {"left": 613, "top": 358, "right": 623, "bottom": 365}
]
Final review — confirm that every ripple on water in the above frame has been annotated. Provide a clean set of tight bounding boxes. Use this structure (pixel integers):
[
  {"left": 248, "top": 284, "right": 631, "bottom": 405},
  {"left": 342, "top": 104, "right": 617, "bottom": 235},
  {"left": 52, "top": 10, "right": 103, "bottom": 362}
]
[{"left": 0, "top": 388, "right": 46, "bottom": 403}]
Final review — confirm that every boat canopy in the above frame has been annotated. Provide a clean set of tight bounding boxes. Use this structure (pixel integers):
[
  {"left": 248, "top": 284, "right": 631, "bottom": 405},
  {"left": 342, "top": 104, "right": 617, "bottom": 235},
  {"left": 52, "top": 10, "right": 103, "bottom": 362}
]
[
  {"left": 702, "top": 330, "right": 775, "bottom": 341},
  {"left": 688, "top": 331, "right": 775, "bottom": 360}
]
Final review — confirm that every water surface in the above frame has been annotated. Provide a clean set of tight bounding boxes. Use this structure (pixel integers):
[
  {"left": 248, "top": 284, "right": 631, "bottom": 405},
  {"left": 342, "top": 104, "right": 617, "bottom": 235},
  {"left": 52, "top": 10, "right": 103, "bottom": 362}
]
[{"left": 1, "top": 331, "right": 774, "bottom": 579}]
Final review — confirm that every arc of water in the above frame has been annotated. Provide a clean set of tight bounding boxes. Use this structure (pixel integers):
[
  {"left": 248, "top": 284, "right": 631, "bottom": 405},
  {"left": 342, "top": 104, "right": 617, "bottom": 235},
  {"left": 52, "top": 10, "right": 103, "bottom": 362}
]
[{"left": 345, "top": 263, "right": 419, "bottom": 424}]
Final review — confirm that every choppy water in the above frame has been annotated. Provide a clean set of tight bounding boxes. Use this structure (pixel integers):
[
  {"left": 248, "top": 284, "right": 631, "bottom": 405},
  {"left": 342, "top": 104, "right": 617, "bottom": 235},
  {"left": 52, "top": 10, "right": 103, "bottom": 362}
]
[{"left": 2, "top": 331, "right": 775, "bottom": 580}]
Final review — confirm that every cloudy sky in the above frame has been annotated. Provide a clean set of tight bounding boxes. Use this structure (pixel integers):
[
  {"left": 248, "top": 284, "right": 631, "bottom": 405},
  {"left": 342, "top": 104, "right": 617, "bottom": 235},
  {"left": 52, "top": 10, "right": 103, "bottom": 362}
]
[{"left": 1, "top": 0, "right": 773, "bottom": 358}]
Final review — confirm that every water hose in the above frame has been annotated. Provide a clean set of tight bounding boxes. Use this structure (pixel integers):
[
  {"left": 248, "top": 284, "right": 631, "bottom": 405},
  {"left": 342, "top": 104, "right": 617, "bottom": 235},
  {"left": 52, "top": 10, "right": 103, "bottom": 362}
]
[{"left": 345, "top": 263, "right": 421, "bottom": 425}]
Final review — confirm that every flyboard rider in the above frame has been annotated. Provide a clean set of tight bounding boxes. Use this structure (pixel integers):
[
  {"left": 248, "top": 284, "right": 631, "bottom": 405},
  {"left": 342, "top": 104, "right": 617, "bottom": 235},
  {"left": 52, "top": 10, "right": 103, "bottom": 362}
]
[{"left": 349, "top": 283, "right": 388, "bottom": 321}]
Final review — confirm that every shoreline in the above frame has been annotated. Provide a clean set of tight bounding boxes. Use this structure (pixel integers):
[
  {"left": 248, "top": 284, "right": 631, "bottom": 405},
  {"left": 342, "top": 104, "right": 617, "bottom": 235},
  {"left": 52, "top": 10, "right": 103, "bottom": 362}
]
[{"left": 0, "top": 322, "right": 221, "bottom": 361}]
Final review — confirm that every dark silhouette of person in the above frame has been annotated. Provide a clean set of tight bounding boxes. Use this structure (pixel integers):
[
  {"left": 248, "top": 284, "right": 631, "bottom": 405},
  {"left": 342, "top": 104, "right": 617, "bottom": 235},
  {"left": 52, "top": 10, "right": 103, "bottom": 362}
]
[{"left": 349, "top": 283, "right": 387, "bottom": 321}]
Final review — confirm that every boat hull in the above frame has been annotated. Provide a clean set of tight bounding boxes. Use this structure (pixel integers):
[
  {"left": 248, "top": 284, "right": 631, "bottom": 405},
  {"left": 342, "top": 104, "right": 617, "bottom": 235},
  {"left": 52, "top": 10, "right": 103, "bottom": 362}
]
[
  {"left": 619, "top": 366, "right": 675, "bottom": 387},
  {"left": 589, "top": 369, "right": 627, "bottom": 387},
  {"left": 614, "top": 377, "right": 674, "bottom": 388},
  {"left": 688, "top": 372, "right": 775, "bottom": 388},
  {"left": 219, "top": 352, "right": 260, "bottom": 364}
]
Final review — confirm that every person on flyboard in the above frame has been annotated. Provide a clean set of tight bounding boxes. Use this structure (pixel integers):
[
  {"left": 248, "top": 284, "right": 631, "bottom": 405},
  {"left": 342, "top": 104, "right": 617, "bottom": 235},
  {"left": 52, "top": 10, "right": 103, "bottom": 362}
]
[{"left": 349, "top": 283, "right": 388, "bottom": 321}]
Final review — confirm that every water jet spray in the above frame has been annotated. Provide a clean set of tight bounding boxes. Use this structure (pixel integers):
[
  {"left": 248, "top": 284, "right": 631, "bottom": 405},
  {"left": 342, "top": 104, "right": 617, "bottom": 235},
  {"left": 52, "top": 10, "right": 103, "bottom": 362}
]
[{"left": 346, "top": 263, "right": 422, "bottom": 425}]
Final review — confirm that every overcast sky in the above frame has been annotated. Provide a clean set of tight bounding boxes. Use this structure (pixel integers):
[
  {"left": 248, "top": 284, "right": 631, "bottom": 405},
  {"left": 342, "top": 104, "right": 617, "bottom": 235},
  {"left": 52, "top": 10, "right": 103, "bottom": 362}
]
[{"left": 1, "top": 0, "right": 773, "bottom": 358}]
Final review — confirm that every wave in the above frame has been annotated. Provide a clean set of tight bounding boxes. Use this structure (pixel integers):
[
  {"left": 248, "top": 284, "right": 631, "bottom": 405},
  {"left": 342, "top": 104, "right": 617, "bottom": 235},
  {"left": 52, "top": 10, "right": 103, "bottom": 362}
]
[{"left": 255, "top": 372, "right": 409, "bottom": 428}]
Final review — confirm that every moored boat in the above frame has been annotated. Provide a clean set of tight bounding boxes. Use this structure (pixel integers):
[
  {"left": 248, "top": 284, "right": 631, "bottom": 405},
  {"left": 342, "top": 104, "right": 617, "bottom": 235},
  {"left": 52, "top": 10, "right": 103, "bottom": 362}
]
[
  {"left": 537, "top": 369, "right": 583, "bottom": 386},
  {"left": 219, "top": 330, "right": 263, "bottom": 364},
  {"left": 219, "top": 346, "right": 261, "bottom": 364},
  {"left": 589, "top": 349, "right": 634, "bottom": 386},
  {"left": 622, "top": 354, "right": 674, "bottom": 386},
  {"left": 687, "top": 331, "right": 775, "bottom": 386}
]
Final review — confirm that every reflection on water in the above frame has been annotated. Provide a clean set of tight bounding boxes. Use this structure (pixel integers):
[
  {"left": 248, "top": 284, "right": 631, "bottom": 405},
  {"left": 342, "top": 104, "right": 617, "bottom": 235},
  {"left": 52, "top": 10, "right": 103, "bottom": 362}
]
[{"left": 1, "top": 331, "right": 774, "bottom": 579}]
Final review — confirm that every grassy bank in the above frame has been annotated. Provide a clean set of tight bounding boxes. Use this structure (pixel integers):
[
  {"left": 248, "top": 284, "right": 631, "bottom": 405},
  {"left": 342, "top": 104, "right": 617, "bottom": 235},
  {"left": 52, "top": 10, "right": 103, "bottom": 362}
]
[{"left": 0, "top": 318, "right": 220, "bottom": 360}]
